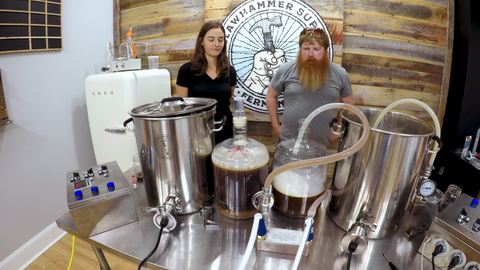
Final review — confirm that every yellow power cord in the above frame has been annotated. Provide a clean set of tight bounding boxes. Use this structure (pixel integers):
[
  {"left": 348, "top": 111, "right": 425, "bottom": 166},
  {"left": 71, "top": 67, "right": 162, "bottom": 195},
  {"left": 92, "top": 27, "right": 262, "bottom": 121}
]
[{"left": 67, "top": 235, "right": 75, "bottom": 270}]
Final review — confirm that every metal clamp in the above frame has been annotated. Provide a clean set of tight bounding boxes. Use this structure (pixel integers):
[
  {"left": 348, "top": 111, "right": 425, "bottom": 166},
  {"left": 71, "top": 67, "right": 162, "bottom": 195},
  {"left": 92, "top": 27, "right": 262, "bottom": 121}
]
[{"left": 162, "top": 194, "right": 183, "bottom": 213}]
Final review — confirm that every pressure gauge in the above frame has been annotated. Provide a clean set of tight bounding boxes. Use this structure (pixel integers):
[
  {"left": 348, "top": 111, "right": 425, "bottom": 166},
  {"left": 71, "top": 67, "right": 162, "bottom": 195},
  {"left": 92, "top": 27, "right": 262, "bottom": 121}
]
[{"left": 418, "top": 179, "right": 437, "bottom": 197}]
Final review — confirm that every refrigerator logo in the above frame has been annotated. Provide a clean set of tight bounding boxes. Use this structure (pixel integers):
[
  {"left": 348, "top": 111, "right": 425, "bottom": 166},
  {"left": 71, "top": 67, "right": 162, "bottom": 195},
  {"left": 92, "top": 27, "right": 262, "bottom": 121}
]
[
  {"left": 223, "top": 0, "right": 332, "bottom": 113},
  {"left": 92, "top": 91, "right": 114, "bottom": 95},
  {"left": 155, "top": 135, "right": 173, "bottom": 159}
]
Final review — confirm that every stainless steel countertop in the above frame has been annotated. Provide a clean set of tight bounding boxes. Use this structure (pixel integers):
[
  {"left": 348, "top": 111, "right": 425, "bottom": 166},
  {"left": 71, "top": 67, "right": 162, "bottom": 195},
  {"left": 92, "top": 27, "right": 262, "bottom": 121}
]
[{"left": 56, "top": 169, "right": 438, "bottom": 270}]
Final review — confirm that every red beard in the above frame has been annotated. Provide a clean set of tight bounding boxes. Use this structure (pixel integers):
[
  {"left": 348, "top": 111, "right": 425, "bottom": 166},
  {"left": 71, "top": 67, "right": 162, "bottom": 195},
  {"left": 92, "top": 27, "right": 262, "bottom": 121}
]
[{"left": 297, "top": 52, "right": 330, "bottom": 91}]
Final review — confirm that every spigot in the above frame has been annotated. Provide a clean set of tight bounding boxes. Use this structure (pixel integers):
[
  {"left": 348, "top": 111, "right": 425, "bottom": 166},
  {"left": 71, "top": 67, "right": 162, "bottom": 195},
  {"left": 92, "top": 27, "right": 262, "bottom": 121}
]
[{"left": 252, "top": 186, "right": 274, "bottom": 227}]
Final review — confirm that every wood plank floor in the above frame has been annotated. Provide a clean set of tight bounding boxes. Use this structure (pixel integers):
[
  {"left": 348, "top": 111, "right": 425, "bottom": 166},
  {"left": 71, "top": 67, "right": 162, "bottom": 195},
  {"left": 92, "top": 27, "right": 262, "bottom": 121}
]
[{"left": 25, "top": 234, "right": 138, "bottom": 270}]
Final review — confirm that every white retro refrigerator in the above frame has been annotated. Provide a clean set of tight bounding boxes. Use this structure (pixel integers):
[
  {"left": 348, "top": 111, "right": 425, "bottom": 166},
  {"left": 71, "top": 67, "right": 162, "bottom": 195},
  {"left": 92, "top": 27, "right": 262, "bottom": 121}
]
[{"left": 85, "top": 69, "right": 171, "bottom": 172}]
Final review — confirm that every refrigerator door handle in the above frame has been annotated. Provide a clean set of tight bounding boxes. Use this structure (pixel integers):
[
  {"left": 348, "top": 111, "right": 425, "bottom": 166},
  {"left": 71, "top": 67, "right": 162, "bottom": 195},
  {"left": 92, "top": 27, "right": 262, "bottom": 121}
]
[{"left": 105, "top": 127, "right": 126, "bottom": 133}]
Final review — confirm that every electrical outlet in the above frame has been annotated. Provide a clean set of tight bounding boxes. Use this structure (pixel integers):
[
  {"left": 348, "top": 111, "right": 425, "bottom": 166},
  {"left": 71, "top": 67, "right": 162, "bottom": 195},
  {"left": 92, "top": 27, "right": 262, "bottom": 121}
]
[
  {"left": 448, "top": 249, "right": 467, "bottom": 269},
  {"left": 464, "top": 261, "right": 480, "bottom": 270},
  {"left": 432, "top": 238, "right": 450, "bottom": 257}
]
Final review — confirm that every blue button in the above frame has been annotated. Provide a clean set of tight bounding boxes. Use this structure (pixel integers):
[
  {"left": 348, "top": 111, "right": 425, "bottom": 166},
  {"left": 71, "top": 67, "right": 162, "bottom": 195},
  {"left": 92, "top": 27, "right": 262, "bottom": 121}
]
[
  {"left": 107, "top": 182, "right": 115, "bottom": 192},
  {"left": 75, "top": 190, "right": 83, "bottom": 200},
  {"left": 471, "top": 199, "right": 479, "bottom": 208},
  {"left": 91, "top": 186, "right": 99, "bottom": 196}
]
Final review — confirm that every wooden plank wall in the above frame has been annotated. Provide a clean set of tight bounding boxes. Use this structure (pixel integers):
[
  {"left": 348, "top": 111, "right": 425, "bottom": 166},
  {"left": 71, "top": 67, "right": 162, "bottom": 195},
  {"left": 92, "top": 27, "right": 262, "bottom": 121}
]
[
  {"left": 116, "top": 0, "right": 453, "bottom": 157},
  {"left": 343, "top": 0, "right": 453, "bottom": 125},
  {"left": 116, "top": 0, "right": 206, "bottom": 90}
]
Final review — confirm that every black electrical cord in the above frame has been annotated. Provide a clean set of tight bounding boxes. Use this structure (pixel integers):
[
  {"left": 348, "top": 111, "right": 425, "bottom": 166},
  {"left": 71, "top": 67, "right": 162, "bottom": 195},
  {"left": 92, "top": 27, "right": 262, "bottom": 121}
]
[
  {"left": 431, "top": 243, "right": 445, "bottom": 270},
  {"left": 346, "top": 241, "right": 358, "bottom": 270},
  {"left": 447, "top": 255, "right": 462, "bottom": 270},
  {"left": 138, "top": 215, "right": 169, "bottom": 270}
]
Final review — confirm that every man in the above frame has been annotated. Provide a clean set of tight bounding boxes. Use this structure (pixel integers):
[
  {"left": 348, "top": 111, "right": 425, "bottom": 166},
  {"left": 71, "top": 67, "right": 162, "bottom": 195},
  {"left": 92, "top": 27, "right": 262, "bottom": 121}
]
[{"left": 266, "top": 28, "right": 353, "bottom": 148}]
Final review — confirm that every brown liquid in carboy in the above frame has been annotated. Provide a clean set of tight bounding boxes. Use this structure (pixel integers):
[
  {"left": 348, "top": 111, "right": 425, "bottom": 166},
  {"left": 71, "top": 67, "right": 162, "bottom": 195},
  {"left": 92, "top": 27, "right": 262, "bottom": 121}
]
[
  {"left": 213, "top": 163, "right": 268, "bottom": 219},
  {"left": 273, "top": 187, "right": 324, "bottom": 218}
]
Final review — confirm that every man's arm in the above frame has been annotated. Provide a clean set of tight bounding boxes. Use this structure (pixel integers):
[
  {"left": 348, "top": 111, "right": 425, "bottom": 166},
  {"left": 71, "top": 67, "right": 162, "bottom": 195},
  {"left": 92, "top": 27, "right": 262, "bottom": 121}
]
[
  {"left": 340, "top": 93, "right": 353, "bottom": 105},
  {"left": 331, "top": 93, "right": 354, "bottom": 142},
  {"left": 266, "top": 84, "right": 282, "bottom": 136}
]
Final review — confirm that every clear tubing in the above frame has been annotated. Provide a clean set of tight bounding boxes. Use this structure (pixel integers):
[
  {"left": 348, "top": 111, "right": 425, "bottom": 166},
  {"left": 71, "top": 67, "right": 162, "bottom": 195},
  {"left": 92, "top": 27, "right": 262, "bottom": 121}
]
[
  {"left": 371, "top": 98, "right": 441, "bottom": 166},
  {"left": 264, "top": 103, "right": 370, "bottom": 188},
  {"left": 307, "top": 190, "right": 331, "bottom": 219},
  {"left": 238, "top": 213, "right": 262, "bottom": 270},
  {"left": 291, "top": 217, "right": 313, "bottom": 270}
]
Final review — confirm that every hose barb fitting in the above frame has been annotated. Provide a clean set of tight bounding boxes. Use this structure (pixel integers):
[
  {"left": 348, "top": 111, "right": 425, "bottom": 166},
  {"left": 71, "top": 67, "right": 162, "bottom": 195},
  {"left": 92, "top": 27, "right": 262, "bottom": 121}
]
[
  {"left": 252, "top": 186, "right": 274, "bottom": 227},
  {"left": 340, "top": 218, "right": 376, "bottom": 255},
  {"left": 422, "top": 164, "right": 434, "bottom": 179}
]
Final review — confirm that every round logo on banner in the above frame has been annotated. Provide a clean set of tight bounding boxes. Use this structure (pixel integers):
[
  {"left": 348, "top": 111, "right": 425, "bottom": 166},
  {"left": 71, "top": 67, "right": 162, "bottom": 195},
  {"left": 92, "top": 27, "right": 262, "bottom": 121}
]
[{"left": 223, "top": 0, "right": 332, "bottom": 113}]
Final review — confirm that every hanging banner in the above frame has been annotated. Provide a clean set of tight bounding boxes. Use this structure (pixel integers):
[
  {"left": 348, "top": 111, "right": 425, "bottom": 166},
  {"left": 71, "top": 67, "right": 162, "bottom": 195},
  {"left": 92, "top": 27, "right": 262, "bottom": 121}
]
[{"left": 223, "top": 0, "right": 332, "bottom": 113}]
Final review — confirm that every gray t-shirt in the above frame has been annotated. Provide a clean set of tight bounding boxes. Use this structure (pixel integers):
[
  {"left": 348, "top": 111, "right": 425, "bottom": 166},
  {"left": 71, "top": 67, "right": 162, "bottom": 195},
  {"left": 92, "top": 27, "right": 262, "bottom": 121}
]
[{"left": 270, "top": 60, "right": 352, "bottom": 147}]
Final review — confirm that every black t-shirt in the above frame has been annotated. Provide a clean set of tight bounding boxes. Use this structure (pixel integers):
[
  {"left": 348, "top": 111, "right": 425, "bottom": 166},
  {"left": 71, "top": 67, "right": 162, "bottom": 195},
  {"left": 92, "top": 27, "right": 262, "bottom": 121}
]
[{"left": 176, "top": 62, "right": 237, "bottom": 119}]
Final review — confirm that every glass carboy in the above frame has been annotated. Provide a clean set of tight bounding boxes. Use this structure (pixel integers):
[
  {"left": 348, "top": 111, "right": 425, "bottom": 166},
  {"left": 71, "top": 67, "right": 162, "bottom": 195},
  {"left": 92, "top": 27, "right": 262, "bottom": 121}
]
[
  {"left": 211, "top": 97, "right": 269, "bottom": 219},
  {"left": 272, "top": 118, "right": 328, "bottom": 218}
]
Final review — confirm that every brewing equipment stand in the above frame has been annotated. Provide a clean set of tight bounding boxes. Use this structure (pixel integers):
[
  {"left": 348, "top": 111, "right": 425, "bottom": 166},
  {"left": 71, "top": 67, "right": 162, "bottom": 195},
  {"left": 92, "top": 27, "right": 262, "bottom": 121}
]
[{"left": 56, "top": 168, "right": 439, "bottom": 270}]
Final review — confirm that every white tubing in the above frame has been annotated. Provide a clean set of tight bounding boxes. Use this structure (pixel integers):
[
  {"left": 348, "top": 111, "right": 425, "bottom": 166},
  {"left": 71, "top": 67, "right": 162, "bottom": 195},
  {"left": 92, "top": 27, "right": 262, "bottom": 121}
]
[
  {"left": 238, "top": 213, "right": 262, "bottom": 270},
  {"left": 421, "top": 237, "right": 431, "bottom": 270},
  {"left": 291, "top": 218, "right": 313, "bottom": 270},
  {"left": 371, "top": 99, "right": 441, "bottom": 166}
]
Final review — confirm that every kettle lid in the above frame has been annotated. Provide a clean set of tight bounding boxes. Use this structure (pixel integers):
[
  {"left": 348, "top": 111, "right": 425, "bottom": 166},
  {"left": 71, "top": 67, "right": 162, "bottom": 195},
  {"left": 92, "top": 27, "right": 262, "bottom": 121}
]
[{"left": 129, "top": 97, "right": 217, "bottom": 118}]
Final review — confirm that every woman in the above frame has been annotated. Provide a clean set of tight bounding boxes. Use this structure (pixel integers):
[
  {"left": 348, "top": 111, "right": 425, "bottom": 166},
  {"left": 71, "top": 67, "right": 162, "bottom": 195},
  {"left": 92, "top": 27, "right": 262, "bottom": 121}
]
[{"left": 176, "top": 22, "right": 237, "bottom": 145}]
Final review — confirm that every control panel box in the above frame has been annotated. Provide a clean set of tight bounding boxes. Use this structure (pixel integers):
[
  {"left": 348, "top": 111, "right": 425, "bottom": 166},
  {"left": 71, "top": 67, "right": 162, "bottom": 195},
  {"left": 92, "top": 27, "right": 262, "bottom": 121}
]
[
  {"left": 420, "top": 194, "right": 480, "bottom": 269},
  {"left": 66, "top": 161, "right": 138, "bottom": 238}
]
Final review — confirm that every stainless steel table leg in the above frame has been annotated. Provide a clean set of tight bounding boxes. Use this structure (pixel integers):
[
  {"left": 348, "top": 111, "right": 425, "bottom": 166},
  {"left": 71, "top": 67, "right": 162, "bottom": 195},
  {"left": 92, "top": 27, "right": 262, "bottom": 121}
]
[{"left": 91, "top": 244, "right": 111, "bottom": 270}]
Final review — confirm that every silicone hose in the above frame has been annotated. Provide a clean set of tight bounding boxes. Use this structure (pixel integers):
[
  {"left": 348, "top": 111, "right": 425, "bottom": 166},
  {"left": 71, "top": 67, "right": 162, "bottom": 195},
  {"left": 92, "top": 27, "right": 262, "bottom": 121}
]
[
  {"left": 238, "top": 213, "right": 262, "bottom": 270},
  {"left": 264, "top": 103, "right": 370, "bottom": 188},
  {"left": 371, "top": 98, "right": 441, "bottom": 166}
]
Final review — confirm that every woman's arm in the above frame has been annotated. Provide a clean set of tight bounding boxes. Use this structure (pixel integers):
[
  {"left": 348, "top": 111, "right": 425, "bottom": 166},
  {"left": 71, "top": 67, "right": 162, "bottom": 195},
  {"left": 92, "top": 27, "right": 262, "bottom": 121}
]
[
  {"left": 230, "top": 86, "right": 235, "bottom": 104},
  {"left": 176, "top": 85, "right": 188, "bottom": 98}
]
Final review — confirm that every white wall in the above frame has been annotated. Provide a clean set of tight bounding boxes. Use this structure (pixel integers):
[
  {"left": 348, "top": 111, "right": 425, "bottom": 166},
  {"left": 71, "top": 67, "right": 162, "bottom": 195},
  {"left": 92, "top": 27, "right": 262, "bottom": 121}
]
[{"left": 0, "top": 1, "right": 113, "bottom": 262}]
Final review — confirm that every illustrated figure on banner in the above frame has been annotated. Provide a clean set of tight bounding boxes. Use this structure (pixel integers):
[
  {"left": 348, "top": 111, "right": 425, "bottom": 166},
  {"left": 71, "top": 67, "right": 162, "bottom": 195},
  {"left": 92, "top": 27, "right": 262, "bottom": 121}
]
[
  {"left": 223, "top": 0, "right": 333, "bottom": 113},
  {"left": 243, "top": 16, "right": 286, "bottom": 94}
]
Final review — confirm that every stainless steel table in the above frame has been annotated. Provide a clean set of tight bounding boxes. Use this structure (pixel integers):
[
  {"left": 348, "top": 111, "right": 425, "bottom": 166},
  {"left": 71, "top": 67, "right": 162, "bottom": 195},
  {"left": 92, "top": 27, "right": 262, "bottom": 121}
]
[{"left": 56, "top": 169, "right": 438, "bottom": 270}]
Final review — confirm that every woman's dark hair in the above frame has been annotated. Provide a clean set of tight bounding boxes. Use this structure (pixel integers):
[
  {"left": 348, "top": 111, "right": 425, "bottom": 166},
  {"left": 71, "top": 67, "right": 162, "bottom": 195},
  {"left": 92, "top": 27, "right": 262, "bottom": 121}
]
[{"left": 190, "top": 21, "right": 230, "bottom": 78}]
